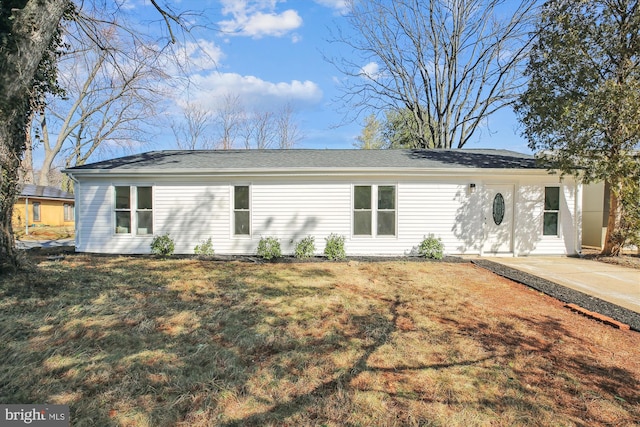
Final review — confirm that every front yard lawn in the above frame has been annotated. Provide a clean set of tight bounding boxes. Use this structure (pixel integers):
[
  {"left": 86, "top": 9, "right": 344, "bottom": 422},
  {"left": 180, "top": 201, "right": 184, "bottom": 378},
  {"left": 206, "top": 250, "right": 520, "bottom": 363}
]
[{"left": 1, "top": 253, "right": 638, "bottom": 426}]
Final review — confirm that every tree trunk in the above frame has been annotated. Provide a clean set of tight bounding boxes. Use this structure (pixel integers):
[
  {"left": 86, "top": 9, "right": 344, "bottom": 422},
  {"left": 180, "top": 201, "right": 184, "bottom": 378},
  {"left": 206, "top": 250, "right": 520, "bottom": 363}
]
[
  {"left": 0, "top": 0, "right": 69, "bottom": 268},
  {"left": 37, "top": 151, "right": 56, "bottom": 187},
  {"left": 601, "top": 181, "right": 625, "bottom": 256},
  {"left": 21, "top": 117, "right": 35, "bottom": 184}
]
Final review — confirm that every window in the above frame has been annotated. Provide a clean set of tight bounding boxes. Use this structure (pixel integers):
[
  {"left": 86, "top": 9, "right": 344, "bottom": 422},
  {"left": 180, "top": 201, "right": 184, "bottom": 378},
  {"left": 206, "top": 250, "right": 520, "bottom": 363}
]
[
  {"left": 377, "top": 186, "right": 396, "bottom": 235},
  {"left": 543, "top": 187, "right": 560, "bottom": 236},
  {"left": 353, "top": 185, "right": 396, "bottom": 237},
  {"left": 136, "top": 187, "right": 153, "bottom": 235},
  {"left": 63, "top": 203, "right": 74, "bottom": 221},
  {"left": 32, "top": 202, "right": 41, "bottom": 222},
  {"left": 234, "top": 185, "right": 250, "bottom": 235},
  {"left": 115, "top": 186, "right": 131, "bottom": 234},
  {"left": 354, "top": 186, "right": 372, "bottom": 235},
  {"left": 114, "top": 186, "right": 152, "bottom": 235}
]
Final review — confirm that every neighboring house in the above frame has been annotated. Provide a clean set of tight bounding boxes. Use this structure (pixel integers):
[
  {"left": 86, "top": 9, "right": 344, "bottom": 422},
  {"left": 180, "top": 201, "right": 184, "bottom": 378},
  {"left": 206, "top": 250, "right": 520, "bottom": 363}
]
[
  {"left": 64, "top": 149, "right": 582, "bottom": 256},
  {"left": 13, "top": 184, "right": 75, "bottom": 233},
  {"left": 583, "top": 181, "right": 640, "bottom": 251},
  {"left": 582, "top": 181, "right": 609, "bottom": 248}
]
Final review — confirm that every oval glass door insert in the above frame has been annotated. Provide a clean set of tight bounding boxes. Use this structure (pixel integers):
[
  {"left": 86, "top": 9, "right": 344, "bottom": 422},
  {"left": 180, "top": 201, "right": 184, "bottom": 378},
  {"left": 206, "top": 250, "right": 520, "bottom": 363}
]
[{"left": 493, "top": 193, "right": 505, "bottom": 225}]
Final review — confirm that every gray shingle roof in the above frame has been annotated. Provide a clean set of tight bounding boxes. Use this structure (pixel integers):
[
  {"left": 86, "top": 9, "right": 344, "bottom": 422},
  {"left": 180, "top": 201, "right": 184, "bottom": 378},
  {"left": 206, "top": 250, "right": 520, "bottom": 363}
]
[
  {"left": 19, "top": 185, "right": 74, "bottom": 200},
  {"left": 66, "top": 149, "right": 544, "bottom": 174}
]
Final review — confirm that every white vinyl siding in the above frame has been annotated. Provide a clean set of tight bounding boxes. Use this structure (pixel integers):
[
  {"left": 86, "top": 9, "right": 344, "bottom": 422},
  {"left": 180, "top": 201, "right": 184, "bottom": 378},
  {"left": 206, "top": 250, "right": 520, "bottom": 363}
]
[
  {"left": 154, "top": 184, "right": 229, "bottom": 254},
  {"left": 252, "top": 181, "right": 350, "bottom": 254},
  {"left": 398, "top": 182, "right": 472, "bottom": 254},
  {"left": 73, "top": 174, "right": 580, "bottom": 256}
]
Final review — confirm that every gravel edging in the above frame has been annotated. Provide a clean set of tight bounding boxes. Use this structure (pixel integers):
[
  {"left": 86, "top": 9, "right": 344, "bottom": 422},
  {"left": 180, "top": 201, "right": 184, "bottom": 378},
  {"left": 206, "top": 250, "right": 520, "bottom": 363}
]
[{"left": 471, "top": 259, "right": 640, "bottom": 332}]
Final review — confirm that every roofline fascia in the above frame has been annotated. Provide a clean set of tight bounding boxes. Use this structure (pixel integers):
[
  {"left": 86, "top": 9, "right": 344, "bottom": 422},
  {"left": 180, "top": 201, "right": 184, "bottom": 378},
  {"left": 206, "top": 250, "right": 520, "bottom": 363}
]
[{"left": 64, "top": 167, "right": 558, "bottom": 179}]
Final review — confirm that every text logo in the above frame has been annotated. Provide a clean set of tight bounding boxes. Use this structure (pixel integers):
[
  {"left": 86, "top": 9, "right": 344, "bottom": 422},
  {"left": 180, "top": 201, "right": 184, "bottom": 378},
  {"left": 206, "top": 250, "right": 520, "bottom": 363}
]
[{"left": 1, "top": 405, "right": 69, "bottom": 427}]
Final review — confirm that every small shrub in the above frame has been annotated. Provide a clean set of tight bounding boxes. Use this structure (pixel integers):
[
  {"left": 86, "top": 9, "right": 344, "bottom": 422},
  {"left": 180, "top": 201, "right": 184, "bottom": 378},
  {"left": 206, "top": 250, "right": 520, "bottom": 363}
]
[
  {"left": 294, "top": 236, "right": 316, "bottom": 259},
  {"left": 418, "top": 234, "right": 444, "bottom": 259},
  {"left": 324, "top": 233, "right": 346, "bottom": 261},
  {"left": 257, "top": 236, "right": 282, "bottom": 260},
  {"left": 194, "top": 238, "right": 215, "bottom": 257},
  {"left": 151, "top": 233, "right": 175, "bottom": 257}
]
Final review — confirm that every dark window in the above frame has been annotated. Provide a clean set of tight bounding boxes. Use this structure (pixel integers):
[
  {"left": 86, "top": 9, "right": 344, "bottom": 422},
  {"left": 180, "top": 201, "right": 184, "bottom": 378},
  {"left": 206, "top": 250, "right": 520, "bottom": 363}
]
[
  {"left": 115, "top": 186, "right": 153, "bottom": 235},
  {"left": 234, "top": 186, "right": 250, "bottom": 235},
  {"left": 354, "top": 186, "right": 372, "bottom": 235},
  {"left": 543, "top": 187, "right": 560, "bottom": 236},
  {"left": 32, "top": 202, "right": 41, "bottom": 222},
  {"left": 354, "top": 185, "right": 397, "bottom": 237},
  {"left": 377, "top": 186, "right": 396, "bottom": 236},
  {"left": 493, "top": 193, "right": 505, "bottom": 225},
  {"left": 115, "top": 186, "right": 131, "bottom": 234},
  {"left": 136, "top": 187, "right": 153, "bottom": 235}
]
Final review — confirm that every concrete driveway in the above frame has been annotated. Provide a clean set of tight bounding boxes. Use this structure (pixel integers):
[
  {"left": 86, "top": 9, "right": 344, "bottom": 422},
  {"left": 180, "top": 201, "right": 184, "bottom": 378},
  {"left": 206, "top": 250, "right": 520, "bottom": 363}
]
[{"left": 485, "top": 256, "right": 640, "bottom": 313}]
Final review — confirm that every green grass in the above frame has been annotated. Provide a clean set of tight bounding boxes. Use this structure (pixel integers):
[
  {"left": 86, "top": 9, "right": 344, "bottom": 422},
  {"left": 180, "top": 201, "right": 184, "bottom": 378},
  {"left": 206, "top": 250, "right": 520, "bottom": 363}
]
[{"left": 1, "top": 253, "right": 639, "bottom": 426}]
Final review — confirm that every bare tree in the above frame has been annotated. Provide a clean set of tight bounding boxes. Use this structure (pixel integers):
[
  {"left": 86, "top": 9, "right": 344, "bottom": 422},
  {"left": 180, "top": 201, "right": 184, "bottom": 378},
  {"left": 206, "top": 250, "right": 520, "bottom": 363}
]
[
  {"left": 29, "top": 20, "right": 170, "bottom": 187},
  {"left": 241, "top": 110, "right": 276, "bottom": 149},
  {"left": 0, "top": 0, "right": 190, "bottom": 268},
  {"left": 331, "top": 0, "right": 537, "bottom": 149},
  {"left": 175, "top": 97, "right": 304, "bottom": 151},
  {"left": 215, "top": 93, "right": 243, "bottom": 150},
  {"left": 171, "top": 102, "right": 215, "bottom": 150},
  {"left": 275, "top": 103, "right": 303, "bottom": 149}
]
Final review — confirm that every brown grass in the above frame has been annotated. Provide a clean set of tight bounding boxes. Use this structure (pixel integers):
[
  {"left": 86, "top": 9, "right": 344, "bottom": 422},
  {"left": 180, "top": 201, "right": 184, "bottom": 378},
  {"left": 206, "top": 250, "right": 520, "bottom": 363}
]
[
  {"left": 581, "top": 247, "right": 640, "bottom": 270},
  {"left": 1, "top": 253, "right": 639, "bottom": 426}
]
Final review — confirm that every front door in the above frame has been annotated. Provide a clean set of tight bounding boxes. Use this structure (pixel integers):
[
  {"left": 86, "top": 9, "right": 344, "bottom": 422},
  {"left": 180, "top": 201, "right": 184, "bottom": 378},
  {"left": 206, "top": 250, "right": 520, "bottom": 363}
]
[{"left": 483, "top": 185, "right": 514, "bottom": 254}]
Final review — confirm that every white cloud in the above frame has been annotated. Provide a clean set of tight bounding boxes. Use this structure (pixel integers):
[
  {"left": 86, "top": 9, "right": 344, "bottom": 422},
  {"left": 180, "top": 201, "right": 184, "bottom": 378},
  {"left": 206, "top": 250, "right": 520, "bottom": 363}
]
[
  {"left": 360, "top": 62, "right": 381, "bottom": 80},
  {"left": 180, "top": 39, "right": 224, "bottom": 71},
  {"left": 219, "top": 1, "right": 303, "bottom": 39},
  {"left": 185, "top": 72, "right": 323, "bottom": 111},
  {"left": 313, "top": 0, "right": 349, "bottom": 14}
]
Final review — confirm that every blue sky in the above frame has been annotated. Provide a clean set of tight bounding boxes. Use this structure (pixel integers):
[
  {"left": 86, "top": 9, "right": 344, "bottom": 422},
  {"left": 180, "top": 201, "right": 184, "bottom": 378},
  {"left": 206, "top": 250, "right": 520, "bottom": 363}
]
[{"left": 119, "top": 0, "right": 532, "bottom": 154}]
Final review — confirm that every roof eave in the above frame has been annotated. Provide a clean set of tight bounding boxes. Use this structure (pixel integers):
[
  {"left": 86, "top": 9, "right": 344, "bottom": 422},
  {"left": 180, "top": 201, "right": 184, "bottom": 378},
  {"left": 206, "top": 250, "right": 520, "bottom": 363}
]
[
  {"left": 17, "top": 195, "right": 74, "bottom": 202},
  {"left": 64, "top": 166, "right": 552, "bottom": 178}
]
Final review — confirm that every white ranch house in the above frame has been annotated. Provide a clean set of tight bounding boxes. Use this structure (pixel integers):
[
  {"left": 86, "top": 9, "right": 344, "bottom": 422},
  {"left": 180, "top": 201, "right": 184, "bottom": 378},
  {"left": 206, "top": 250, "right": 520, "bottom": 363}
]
[{"left": 64, "top": 149, "right": 582, "bottom": 257}]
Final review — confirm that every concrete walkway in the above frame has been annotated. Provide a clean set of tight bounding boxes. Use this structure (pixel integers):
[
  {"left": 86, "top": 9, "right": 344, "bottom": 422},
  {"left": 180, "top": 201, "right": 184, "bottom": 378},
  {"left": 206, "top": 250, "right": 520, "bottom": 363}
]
[{"left": 483, "top": 256, "right": 640, "bottom": 314}]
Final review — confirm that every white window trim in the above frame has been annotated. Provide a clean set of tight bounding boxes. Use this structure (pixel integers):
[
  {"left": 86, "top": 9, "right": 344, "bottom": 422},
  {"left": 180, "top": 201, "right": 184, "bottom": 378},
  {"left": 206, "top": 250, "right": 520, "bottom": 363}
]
[
  {"left": 353, "top": 185, "right": 373, "bottom": 237},
  {"left": 113, "top": 185, "right": 154, "bottom": 237},
  {"left": 232, "top": 184, "right": 252, "bottom": 238},
  {"left": 351, "top": 184, "right": 398, "bottom": 238},
  {"left": 135, "top": 186, "right": 154, "bottom": 236}
]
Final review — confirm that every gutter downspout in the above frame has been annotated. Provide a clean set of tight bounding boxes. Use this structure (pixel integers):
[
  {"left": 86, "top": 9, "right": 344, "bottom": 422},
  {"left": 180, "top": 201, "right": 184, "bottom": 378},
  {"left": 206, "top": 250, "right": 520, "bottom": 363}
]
[
  {"left": 25, "top": 197, "right": 29, "bottom": 236},
  {"left": 575, "top": 181, "right": 583, "bottom": 256},
  {"left": 67, "top": 173, "right": 79, "bottom": 250}
]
